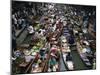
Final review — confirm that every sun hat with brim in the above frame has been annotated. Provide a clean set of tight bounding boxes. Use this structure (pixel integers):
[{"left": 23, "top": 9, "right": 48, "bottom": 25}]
[
  {"left": 41, "top": 48, "right": 46, "bottom": 51},
  {"left": 67, "top": 48, "right": 71, "bottom": 52},
  {"left": 62, "top": 39, "right": 67, "bottom": 43},
  {"left": 31, "top": 52, "right": 37, "bottom": 56},
  {"left": 83, "top": 41, "right": 89, "bottom": 46},
  {"left": 24, "top": 50, "right": 31, "bottom": 56},
  {"left": 51, "top": 38, "right": 56, "bottom": 40}
]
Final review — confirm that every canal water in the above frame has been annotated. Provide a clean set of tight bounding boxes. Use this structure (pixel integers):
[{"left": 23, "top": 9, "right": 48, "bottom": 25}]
[
  {"left": 59, "top": 52, "right": 67, "bottom": 71},
  {"left": 70, "top": 46, "right": 88, "bottom": 70},
  {"left": 22, "top": 34, "right": 33, "bottom": 44}
]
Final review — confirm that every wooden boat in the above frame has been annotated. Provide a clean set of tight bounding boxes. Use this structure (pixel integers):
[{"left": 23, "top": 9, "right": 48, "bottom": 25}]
[
  {"left": 47, "top": 45, "right": 60, "bottom": 72},
  {"left": 24, "top": 40, "right": 47, "bottom": 73},
  {"left": 60, "top": 36, "right": 74, "bottom": 70},
  {"left": 30, "top": 44, "right": 51, "bottom": 73},
  {"left": 62, "top": 52, "right": 74, "bottom": 70},
  {"left": 76, "top": 42, "right": 92, "bottom": 67},
  {"left": 62, "top": 28, "right": 70, "bottom": 37},
  {"left": 80, "top": 53, "right": 92, "bottom": 66},
  {"left": 31, "top": 59, "right": 45, "bottom": 73}
]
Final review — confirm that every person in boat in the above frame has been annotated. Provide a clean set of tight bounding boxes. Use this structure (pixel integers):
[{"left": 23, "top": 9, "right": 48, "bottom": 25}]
[
  {"left": 82, "top": 41, "right": 92, "bottom": 54},
  {"left": 68, "top": 35, "right": 75, "bottom": 45},
  {"left": 27, "top": 25, "right": 34, "bottom": 35},
  {"left": 49, "top": 53, "right": 58, "bottom": 72},
  {"left": 55, "top": 51, "right": 60, "bottom": 61},
  {"left": 66, "top": 52, "right": 72, "bottom": 61},
  {"left": 31, "top": 31, "right": 40, "bottom": 43},
  {"left": 39, "top": 48, "right": 46, "bottom": 61}
]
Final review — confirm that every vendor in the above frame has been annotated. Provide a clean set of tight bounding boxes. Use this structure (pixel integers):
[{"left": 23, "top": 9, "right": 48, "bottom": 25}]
[
  {"left": 39, "top": 48, "right": 46, "bottom": 61},
  {"left": 27, "top": 25, "right": 34, "bottom": 34},
  {"left": 68, "top": 35, "right": 75, "bottom": 45}
]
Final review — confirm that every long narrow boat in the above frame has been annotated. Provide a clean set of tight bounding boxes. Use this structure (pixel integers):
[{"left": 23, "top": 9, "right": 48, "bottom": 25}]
[
  {"left": 76, "top": 42, "right": 92, "bottom": 67},
  {"left": 30, "top": 47, "right": 49, "bottom": 73},
  {"left": 23, "top": 38, "right": 47, "bottom": 73},
  {"left": 46, "top": 35, "right": 60, "bottom": 72},
  {"left": 47, "top": 45, "right": 60, "bottom": 72},
  {"left": 62, "top": 52, "right": 74, "bottom": 70},
  {"left": 60, "top": 36, "right": 74, "bottom": 70}
]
